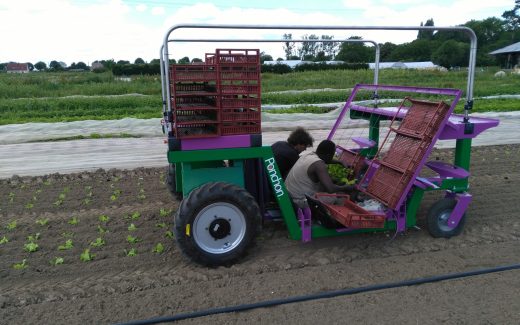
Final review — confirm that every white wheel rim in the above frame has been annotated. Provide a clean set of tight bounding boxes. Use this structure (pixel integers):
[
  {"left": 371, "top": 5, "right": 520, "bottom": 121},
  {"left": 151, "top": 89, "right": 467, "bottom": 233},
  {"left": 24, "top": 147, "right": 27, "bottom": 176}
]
[{"left": 193, "top": 202, "right": 247, "bottom": 254}]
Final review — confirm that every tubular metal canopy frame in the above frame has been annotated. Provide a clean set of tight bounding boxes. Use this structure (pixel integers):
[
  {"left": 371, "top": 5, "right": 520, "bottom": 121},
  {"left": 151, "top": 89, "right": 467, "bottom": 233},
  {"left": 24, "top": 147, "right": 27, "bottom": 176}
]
[
  {"left": 161, "top": 24, "right": 477, "bottom": 115},
  {"left": 159, "top": 36, "right": 382, "bottom": 130}
]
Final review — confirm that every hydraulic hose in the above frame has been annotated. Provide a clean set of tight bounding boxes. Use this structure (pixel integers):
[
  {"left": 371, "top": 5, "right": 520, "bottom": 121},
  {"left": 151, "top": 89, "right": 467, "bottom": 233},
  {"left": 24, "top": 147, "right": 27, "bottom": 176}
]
[{"left": 116, "top": 263, "right": 520, "bottom": 325}]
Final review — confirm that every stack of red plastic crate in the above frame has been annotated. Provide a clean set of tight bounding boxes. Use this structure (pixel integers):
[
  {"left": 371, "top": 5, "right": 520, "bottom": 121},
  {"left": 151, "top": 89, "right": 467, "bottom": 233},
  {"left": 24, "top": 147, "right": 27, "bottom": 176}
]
[{"left": 169, "top": 49, "right": 261, "bottom": 139}]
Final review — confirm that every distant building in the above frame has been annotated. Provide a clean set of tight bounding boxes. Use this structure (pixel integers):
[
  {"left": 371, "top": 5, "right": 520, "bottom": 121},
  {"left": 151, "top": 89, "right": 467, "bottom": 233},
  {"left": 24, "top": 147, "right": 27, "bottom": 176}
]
[
  {"left": 263, "top": 60, "right": 312, "bottom": 68},
  {"left": 369, "top": 61, "right": 440, "bottom": 70},
  {"left": 6, "top": 63, "right": 29, "bottom": 73},
  {"left": 264, "top": 60, "right": 440, "bottom": 70},
  {"left": 490, "top": 42, "right": 520, "bottom": 68}
]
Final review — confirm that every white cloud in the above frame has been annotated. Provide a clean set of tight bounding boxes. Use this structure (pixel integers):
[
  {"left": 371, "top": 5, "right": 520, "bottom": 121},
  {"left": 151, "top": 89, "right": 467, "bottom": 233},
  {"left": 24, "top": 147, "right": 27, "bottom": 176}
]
[
  {"left": 151, "top": 6, "right": 165, "bottom": 16},
  {"left": 135, "top": 4, "right": 147, "bottom": 12},
  {"left": 0, "top": 0, "right": 513, "bottom": 65},
  {"left": 0, "top": 0, "right": 161, "bottom": 64}
]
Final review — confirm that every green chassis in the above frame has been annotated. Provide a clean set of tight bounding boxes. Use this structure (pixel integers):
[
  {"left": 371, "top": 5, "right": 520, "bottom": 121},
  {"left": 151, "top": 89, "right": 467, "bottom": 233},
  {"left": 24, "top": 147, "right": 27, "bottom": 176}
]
[{"left": 168, "top": 118, "right": 472, "bottom": 241}]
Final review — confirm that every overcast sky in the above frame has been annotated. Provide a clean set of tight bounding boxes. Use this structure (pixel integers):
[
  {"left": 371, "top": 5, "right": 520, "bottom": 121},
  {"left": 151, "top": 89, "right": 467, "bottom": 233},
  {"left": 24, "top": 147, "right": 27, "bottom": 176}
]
[{"left": 0, "top": 0, "right": 514, "bottom": 65}]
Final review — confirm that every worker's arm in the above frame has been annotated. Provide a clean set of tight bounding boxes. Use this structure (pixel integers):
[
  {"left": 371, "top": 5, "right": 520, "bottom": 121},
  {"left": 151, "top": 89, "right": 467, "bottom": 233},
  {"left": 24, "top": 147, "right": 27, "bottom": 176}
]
[{"left": 310, "top": 161, "right": 354, "bottom": 193}]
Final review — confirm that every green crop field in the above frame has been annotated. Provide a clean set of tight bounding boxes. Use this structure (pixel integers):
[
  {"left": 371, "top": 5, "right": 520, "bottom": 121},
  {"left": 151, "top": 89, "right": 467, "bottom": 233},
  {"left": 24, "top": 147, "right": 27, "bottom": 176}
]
[{"left": 0, "top": 68, "right": 519, "bottom": 125}]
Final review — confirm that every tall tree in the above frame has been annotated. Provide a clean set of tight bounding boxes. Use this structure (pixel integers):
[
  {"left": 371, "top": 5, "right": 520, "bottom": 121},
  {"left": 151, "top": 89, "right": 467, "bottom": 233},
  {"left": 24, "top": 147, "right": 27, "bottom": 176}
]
[
  {"left": 76, "top": 62, "right": 88, "bottom": 70},
  {"left": 502, "top": 0, "right": 520, "bottom": 35},
  {"left": 417, "top": 19, "right": 435, "bottom": 40},
  {"left": 49, "top": 60, "right": 63, "bottom": 71},
  {"left": 134, "top": 58, "right": 145, "bottom": 64},
  {"left": 320, "top": 35, "right": 338, "bottom": 59},
  {"left": 335, "top": 36, "right": 373, "bottom": 63},
  {"left": 34, "top": 61, "right": 47, "bottom": 71},
  {"left": 283, "top": 33, "right": 295, "bottom": 59},
  {"left": 431, "top": 40, "right": 469, "bottom": 68}
]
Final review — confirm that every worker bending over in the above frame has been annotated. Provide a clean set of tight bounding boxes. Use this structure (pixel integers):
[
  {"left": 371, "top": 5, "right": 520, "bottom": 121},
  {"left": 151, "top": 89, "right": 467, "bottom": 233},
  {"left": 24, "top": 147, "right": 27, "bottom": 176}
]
[{"left": 285, "top": 140, "right": 354, "bottom": 208}]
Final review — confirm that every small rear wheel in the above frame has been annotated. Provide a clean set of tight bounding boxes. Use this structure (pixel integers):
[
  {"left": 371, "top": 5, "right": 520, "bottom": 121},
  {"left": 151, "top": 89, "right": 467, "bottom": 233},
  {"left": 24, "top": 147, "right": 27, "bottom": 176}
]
[
  {"left": 427, "top": 197, "right": 466, "bottom": 238},
  {"left": 174, "top": 182, "right": 261, "bottom": 266}
]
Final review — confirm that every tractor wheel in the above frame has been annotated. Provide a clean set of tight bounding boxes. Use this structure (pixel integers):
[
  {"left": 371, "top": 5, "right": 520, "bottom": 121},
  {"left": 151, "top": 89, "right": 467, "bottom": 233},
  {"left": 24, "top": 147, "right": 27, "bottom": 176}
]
[
  {"left": 174, "top": 182, "right": 261, "bottom": 267},
  {"left": 426, "top": 197, "right": 466, "bottom": 238},
  {"left": 166, "top": 164, "right": 182, "bottom": 200}
]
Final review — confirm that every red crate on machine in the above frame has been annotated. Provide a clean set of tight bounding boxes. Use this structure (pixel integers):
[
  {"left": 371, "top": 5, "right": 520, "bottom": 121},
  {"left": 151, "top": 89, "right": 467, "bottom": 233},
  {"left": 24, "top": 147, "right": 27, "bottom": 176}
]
[
  {"left": 212, "top": 49, "right": 260, "bottom": 65},
  {"left": 366, "top": 165, "right": 414, "bottom": 208},
  {"left": 171, "top": 82, "right": 218, "bottom": 96},
  {"left": 220, "top": 122, "right": 261, "bottom": 135},
  {"left": 364, "top": 98, "right": 451, "bottom": 209},
  {"left": 220, "top": 81, "right": 260, "bottom": 95},
  {"left": 314, "top": 193, "right": 386, "bottom": 229},
  {"left": 170, "top": 61, "right": 220, "bottom": 139},
  {"left": 216, "top": 48, "right": 261, "bottom": 135},
  {"left": 170, "top": 64, "right": 217, "bottom": 81},
  {"left": 398, "top": 98, "right": 449, "bottom": 138},
  {"left": 221, "top": 108, "right": 260, "bottom": 122}
]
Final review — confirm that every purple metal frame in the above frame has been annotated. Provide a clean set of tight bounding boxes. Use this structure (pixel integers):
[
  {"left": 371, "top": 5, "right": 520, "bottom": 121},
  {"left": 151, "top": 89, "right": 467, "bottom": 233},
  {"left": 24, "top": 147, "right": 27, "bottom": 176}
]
[
  {"left": 180, "top": 134, "right": 253, "bottom": 150},
  {"left": 446, "top": 192, "right": 472, "bottom": 228},
  {"left": 329, "top": 84, "right": 468, "bottom": 232}
]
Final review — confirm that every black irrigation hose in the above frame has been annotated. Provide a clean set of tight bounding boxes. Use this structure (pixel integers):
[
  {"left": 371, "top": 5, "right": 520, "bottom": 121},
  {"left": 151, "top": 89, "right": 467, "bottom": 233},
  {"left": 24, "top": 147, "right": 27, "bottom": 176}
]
[{"left": 117, "top": 263, "right": 520, "bottom": 325}]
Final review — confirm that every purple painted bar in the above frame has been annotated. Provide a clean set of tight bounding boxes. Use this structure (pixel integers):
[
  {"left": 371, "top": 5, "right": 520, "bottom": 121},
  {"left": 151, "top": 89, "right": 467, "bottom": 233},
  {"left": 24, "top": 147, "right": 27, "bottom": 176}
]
[
  {"left": 329, "top": 84, "right": 462, "bottom": 140},
  {"left": 181, "top": 134, "right": 252, "bottom": 150},
  {"left": 354, "top": 83, "right": 462, "bottom": 96},
  {"left": 350, "top": 104, "right": 405, "bottom": 118},
  {"left": 446, "top": 192, "right": 472, "bottom": 229},
  {"left": 426, "top": 161, "right": 470, "bottom": 178},
  {"left": 352, "top": 137, "right": 376, "bottom": 148},
  {"left": 298, "top": 207, "right": 312, "bottom": 242},
  {"left": 328, "top": 84, "right": 361, "bottom": 139},
  {"left": 349, "top": 106, "right": 499, "bottom": 140},
  {"left": 439, "top": 114, "right": 499, "bottom": 140}
]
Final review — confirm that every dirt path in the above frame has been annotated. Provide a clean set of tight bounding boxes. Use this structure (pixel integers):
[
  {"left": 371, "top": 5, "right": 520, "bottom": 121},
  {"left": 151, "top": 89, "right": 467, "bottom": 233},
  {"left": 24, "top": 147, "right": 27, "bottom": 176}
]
[{"left": 1, "top": 144, "right": 520, "bottom": 324}]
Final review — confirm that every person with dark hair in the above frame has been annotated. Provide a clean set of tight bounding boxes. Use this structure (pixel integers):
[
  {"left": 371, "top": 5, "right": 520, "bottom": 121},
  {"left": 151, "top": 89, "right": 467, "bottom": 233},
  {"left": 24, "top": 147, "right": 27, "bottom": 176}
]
[
  {"left": 285, "top": 139, "right": 354, "bottom": 208},
  {"left": 271, "top": 127, "right": 314, "bottom": 179}
]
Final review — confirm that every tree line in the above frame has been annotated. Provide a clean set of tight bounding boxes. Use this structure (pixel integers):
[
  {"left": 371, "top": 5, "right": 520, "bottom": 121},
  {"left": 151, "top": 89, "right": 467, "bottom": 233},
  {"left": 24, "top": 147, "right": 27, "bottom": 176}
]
[
  {"left": 2, "top": 1, "right": 518, "bottom": 73},
  {"left": 280, "top": 5, "right": 519, "bottom": 69}
]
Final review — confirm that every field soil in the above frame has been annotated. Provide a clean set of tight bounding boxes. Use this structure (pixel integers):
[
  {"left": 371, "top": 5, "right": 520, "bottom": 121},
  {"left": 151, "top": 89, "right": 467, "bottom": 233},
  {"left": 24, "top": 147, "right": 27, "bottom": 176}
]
[{"left": 1, "top": 144, "right": 520, "bottom": 324}]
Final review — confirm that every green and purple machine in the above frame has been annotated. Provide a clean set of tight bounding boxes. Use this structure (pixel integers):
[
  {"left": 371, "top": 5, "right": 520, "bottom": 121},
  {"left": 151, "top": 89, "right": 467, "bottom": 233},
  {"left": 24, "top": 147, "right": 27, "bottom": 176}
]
[{"left": 160, "top": 24, "right": 499, "bottom": 266}]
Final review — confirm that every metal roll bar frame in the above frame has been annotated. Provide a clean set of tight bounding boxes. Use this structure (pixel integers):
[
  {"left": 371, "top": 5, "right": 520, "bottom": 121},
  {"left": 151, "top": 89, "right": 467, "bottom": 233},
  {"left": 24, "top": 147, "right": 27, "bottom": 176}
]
[{"left": 160, "top": 25, "right": 477, "bottom": 128}]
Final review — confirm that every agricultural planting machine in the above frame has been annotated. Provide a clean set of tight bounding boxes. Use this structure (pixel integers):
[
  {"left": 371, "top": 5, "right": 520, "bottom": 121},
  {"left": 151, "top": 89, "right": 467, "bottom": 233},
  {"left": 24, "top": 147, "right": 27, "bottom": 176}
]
[{"left": 160, "top": 25, "right": 499, "bottom": 266}]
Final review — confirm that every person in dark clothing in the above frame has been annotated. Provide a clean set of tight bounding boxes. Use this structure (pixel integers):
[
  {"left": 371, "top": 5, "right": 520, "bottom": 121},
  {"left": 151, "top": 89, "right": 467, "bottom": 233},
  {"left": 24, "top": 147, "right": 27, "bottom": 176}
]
[{"left": 271, "top": 127, "right": 314, "bottom": 179}]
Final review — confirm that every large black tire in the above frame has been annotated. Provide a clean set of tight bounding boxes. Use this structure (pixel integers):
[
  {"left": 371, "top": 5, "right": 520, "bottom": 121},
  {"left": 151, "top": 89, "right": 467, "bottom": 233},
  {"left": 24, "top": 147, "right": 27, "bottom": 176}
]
[
  {"left": 166, "top": 164, "right": 183, "bottom": 200},
  {"left": 174, "top": 182, "right": 262, "bottom": 267},
  {"left": 426, "top": 197, "right": 466, "bottom": 238}
]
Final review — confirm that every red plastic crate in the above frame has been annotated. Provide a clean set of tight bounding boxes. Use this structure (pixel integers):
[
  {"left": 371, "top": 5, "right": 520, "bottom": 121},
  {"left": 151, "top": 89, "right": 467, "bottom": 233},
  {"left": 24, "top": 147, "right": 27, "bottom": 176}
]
[
  {"left": 215, "top": 49, "right": 260, "bottom": 64},
  {"left": 221, "top": 96, "right": 260, "bottom": 108},
  {"left": 175, "top": 109, "right": 218, "bottom": 123},
  {"left": 174, "top": 123, "right": 219, "bottom": 139},
  {"left": 172, "top": 82, "right": 217, "bottom": 95},
  {"left": 381, "top": 135, "right": 429, "bottom": 172},
  {"left": 221, "top": 108, "right": 260, "bottom": 122},
  {"left": 220, "top": 84, "right": 260, "bottom": 95},
  {"left": 366, "top": 165, "right": 413, "bottom": 209},
  {"left": 172, "top": 96, "right": 218, "bottom": 109},
  {"left": 314, "top": 193, "right": 386, "bottom": 229},
  {"left": 220, "top": 122, "right": 261, "bottom": 135},
  {"left": 398, "top": 99, "right": 449, "bottom": 137},
  {"left": 219, "top": 67, "right": 260, "bottom": 81},
  {"left": 171, "top": 64, "right": 217, "bottom": 81}
]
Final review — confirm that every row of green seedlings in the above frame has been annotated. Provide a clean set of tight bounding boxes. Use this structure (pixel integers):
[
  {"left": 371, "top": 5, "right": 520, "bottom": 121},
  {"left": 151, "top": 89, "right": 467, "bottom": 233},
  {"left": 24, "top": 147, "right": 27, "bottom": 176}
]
[
  {"left": 5, "top": 174, "right": 151, "bottom": 210},
  {"left": 5, "top": 179, "right": 51, "bottom": 210},
  {"left": 1, "top": 208, "right": 174, "bottom": 270}
]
